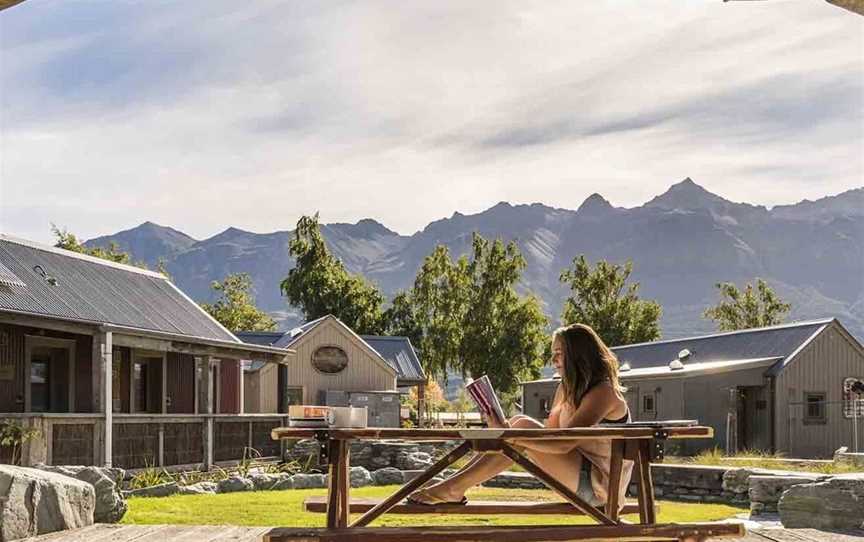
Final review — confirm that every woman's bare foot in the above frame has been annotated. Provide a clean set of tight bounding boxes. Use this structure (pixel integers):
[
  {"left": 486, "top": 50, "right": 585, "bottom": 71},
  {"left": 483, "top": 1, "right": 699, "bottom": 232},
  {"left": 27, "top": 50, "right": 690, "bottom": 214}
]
[{"left": 406, "top": 483, "right": 467, "bottom": 505}]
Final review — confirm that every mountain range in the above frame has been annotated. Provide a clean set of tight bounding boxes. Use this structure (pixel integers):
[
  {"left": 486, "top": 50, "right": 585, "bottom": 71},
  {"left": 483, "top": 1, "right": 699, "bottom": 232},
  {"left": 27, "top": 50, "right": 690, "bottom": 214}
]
[{"left": 85, "top": 179, "right": 864, "bottom": 342}]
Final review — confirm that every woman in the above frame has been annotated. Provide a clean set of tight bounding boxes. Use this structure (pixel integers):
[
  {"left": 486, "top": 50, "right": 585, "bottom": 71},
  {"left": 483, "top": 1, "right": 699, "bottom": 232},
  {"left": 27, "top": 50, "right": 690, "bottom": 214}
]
[{"left": 408, "top": 323, "right": 633, "bottom": 508}]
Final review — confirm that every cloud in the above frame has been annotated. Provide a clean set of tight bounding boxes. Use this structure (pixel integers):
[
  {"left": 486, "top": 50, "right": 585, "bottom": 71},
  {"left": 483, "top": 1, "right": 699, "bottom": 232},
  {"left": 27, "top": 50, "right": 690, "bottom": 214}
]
[{"left": 0, "top": 1, "right": 862, "bottom": 243}]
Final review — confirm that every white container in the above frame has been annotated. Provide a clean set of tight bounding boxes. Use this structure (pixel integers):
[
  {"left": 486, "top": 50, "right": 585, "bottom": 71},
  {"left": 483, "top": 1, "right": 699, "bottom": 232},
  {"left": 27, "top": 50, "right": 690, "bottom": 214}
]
[{"left": 327, "top": 406, "right": 368, "bottom": 428}]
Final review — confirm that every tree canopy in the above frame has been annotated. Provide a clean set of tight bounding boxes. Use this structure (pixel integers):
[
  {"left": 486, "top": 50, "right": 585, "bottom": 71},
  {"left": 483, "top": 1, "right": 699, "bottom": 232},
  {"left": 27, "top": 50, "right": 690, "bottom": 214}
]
[
  {"left": 201, "top": 273, "right": 277, "bottom": 332},
  {"left": 391, "top": 234, "right": 548, "bottom": 394},
  {"left": 280, "top": 214, "right": 387, "bottom": 335},
  {"left": 559, "top": 255, "right": 662, "bottom": 347},
  {"left": 703, "top": 278, "right": 791, "bottom": 331},
  {"left": 52, "top": 225, "right": 133, "bottom": 265}
]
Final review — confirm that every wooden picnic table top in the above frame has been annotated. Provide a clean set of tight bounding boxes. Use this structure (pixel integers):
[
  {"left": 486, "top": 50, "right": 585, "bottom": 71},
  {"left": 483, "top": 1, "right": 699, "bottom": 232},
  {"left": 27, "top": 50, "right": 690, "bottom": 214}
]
[{"left": 271, "top": 421, "right": 712, "bottom": 442}]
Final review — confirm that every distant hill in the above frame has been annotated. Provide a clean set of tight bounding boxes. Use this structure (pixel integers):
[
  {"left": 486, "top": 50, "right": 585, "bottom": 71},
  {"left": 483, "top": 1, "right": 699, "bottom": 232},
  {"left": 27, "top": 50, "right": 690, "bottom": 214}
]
[{"left": 85, "top": 179, "right": 864, "bottom": 342}]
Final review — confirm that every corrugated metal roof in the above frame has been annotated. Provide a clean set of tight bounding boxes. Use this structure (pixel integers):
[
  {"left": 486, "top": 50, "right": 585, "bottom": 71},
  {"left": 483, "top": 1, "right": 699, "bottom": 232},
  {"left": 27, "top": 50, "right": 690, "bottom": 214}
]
[
  {"left": 235, "top": 331, "right": 283, "bottom": 346},
  {"left": 619, "top": 356, "right": 782, "bottom": 378},
  {"left": 612, "top": 319, "right": 831, "bottom": 371},
  {"left": 0, "top": 261, "right": 25, "bottom": 288},
  {"left": 273, "top": 315, "right": 328, "bottom": 348},
  {"left": 0, "top": 235, "right": 238, "bottom": 342},
  {"left": 361, "top": 335, "right": 426, "bottom": 384}
]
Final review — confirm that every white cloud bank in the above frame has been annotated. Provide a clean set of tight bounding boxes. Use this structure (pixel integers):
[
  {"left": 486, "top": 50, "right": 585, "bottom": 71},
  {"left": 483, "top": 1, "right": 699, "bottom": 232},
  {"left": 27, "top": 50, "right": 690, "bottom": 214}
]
[{"left": 1, "top": 0, "right": 862, "bottom": 242}]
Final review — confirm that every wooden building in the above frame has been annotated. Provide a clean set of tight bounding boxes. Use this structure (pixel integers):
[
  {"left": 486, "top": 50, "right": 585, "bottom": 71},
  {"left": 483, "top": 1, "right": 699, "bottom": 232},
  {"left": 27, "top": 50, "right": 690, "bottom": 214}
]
[
  {"left": 237, "top": 316, "right": 426, "bottom": 426},
  {"left": 0, "top": 234, "right": 294, "bottom": 469},
  {"left": 521, "top": 319, "right": 864, "bottom": 458}
]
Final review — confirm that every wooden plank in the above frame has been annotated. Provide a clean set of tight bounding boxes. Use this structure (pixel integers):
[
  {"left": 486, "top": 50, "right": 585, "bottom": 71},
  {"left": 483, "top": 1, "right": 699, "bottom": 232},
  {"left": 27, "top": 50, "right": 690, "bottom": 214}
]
[
  {"left": 635, "top": 439, "right": 657, "bottom": 524},
  {"left": 500, "top": 442, "right": 615, "bottom": 525},
  {"left": 305, "top": 496, "right": 648, "bottom": 516},
  {"left": 263, "top": 522, "right": 745, "bottom": 542},
  {"left": 350, "top": 441, "right": 472, "bottom": 527},
  {"left": 606, "top": 438, "right": 625, "bottom": 521},
  {"left": 326, "top": 440, "right": 344, "bottom": 529},
  {"left": 272, "top": 425, "right": 712, "bottom": 442},
  {"left": 338, "top": 440, "right": 350, "bottom": 528}
]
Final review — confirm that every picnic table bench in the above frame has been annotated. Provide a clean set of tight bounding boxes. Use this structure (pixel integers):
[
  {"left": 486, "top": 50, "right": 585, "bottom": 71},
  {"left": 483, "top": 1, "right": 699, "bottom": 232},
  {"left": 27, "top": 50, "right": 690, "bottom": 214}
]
[{"left": 264, "top": 422, "right": 745, "bottom": 542}]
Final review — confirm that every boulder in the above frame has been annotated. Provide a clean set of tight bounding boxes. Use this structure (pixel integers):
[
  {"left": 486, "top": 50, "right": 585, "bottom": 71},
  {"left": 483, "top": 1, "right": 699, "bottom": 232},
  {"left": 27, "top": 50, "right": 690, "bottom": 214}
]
[
  {"left": 125, "top": 482, "right": 179, "bottom": 499},
  {"left": 0, "top": 465, "right": 95, "bottom": 541},
  {"left": 779, "top": 473, "right": 864, "bottom": 530},
  {"left": 397, "top": 452, "right": 433, "bottom": 470},
  {"left": 749, "top": 474, "right": 826, "bottom": 515},
  {"left": 217, "top": 476, "right": 254, "bottom": 494},
  {"left": 249, "top": 473, "right": 294, "bottom": 491},
  {"left": 722, "top": 468, "right": 766, "bottom": 494},
  {"left": 269, "top": 474, "right": 295, "bottom": 491},
  {"left": 373, "top": 468, "right": 404, "bottom": 486},
  {"left": 36, "top": 465, "right": 127, "bottom": 523},
  {"left": 291, "top": 474, "right": 326, "bottom": 489},
  {"left": 349, "top": 467, "right": 373, "bottom": 488},
  {"left": 178, "top": 482, "right": 217, "bottom": 495}
]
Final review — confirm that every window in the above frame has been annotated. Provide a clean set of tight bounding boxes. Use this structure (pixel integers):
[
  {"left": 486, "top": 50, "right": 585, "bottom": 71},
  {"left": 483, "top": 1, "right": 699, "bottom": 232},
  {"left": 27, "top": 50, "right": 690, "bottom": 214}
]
[
  {"left": 804, "top": 392, "right": 827, "bottom": 424},
  {"left": 642, "top": 393, "right": 655, "bottom": 414},
  {"left": 311, "top": 346, "right": 349, "bottom": 374},
  {"left": 284, "top": 387, "right": 303, "bottom": 408},
  {"left": 843, "top": 377, "right": 864, "bottom": 419}
]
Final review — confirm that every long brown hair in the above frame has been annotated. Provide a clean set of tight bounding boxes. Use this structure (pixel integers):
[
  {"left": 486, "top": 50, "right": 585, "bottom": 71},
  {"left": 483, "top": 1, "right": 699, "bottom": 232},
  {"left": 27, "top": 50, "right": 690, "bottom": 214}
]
[{"left": 553, "top": 323, "right": 624, "bottom": 407}]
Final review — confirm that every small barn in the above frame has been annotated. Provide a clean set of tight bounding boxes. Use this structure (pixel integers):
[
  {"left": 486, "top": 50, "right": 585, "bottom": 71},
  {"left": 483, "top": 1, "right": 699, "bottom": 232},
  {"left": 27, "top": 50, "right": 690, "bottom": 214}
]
[
  {"left": 521, "top": 319, "right": 864, "bottom": 458},
  {"left": 237, "top": 315, "right": 425, "bottom": 426}
]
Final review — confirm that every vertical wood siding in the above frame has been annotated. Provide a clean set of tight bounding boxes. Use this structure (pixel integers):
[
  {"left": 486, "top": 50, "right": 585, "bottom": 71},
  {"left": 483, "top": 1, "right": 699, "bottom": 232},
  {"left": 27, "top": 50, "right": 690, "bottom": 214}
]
[
  {"left": 219, "top": 359, "right": 240, "bottom": 414},
  {"left": 285, "top": 320, "right": 397, "bottom": 405},
  {"left": 257, "top": 363, "right": 279, "bottom": 413},
  {"left": 0, "top": 324, "right": 24, "bottom": 412},
  {"left": 167, "top": 353, "right": 196, "bottom": 414},
  {"left": 774, "top": 324, "right": 864, "bottom": 458}
]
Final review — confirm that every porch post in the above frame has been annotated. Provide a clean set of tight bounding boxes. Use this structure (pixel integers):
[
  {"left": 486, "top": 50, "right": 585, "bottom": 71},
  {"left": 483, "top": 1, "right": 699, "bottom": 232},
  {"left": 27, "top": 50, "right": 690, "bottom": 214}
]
[
  {"left": 417, "top": 381, "right": 426, "bottom": 428},
  {"left": 96, "top": 331, "right": 113, "bottom": 468},
  {"left": 198, "top": 356, "right": 215, "bottom": 469},
  {"left": 238, "top": 360, "right": 245, "bottom": 414}
]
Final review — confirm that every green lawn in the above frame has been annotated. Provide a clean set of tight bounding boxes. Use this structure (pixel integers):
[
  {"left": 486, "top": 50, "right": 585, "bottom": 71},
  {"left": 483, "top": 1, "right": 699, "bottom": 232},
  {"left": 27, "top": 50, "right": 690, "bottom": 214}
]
[{"left": 122, "top": 486, "right": 742, "bottom": 527}]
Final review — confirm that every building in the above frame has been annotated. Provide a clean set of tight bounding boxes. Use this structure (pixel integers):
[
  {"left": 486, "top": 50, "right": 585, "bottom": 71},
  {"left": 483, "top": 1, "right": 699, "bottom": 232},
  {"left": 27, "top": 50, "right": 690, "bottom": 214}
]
[
  {"left": 237, "top": 315, "right": 426, "bottom": 426},
  {"left": 521, "top": 319, "right": 864, "bottom": 458},
  {"left": 0, "top": 234, "right": 294, "bottom": 469}
]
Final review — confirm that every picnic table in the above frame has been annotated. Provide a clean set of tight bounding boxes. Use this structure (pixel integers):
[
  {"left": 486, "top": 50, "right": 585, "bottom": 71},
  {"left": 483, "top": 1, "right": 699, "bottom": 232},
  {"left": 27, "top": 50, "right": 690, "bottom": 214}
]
[{"left": 264, "top": 422, "right": 745, "bottom": 542}]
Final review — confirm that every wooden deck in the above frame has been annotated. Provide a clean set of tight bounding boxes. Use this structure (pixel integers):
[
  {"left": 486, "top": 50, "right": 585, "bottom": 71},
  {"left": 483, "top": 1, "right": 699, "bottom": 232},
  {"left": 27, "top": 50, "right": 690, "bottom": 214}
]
[{"left": 23, "top": 525, "right": 864, "bottom": 542}]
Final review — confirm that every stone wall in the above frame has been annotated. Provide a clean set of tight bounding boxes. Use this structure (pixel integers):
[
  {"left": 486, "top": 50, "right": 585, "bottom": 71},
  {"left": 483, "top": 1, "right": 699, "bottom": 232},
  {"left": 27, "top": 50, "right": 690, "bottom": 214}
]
[{"left": 284, "top": 439, "right": 459, "bottom": 471}]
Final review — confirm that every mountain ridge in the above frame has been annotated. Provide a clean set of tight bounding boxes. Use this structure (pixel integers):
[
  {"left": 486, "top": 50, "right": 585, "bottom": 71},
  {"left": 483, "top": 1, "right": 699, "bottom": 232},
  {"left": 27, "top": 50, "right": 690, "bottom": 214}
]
[{"left": 84, "top": 180, "right": 864, "bottom": 341}]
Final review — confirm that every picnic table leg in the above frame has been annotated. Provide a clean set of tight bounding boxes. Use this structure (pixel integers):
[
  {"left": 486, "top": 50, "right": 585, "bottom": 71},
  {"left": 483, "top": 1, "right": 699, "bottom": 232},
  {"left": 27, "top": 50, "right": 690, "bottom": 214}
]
[
  {"left": 634, "top": 439, "right": 657, "bottom": 524},
  {"left": 606, "top": 439, "right": 624, "bottom": 522},
  {"left": 325, "top": 440, "right": 346, "bottom": 529},
  {"left": 338, "top": 441, "right": 350, "bottom": 528}
]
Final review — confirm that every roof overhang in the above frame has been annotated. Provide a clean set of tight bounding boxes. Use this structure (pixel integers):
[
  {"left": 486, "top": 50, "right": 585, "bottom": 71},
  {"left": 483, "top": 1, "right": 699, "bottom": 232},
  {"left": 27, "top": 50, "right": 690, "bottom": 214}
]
[
  {"left": 0, "top": 0, "right": 27, "bottom": 12},
  {"left": 619, "top": 356, "right": 782, "bottom": 380},
  {"left": 0, "top": 308, "right": 294, "bottom": 363}
]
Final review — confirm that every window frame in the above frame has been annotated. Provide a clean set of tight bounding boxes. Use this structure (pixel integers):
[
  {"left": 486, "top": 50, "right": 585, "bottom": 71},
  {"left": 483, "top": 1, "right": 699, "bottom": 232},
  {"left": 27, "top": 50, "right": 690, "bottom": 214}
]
[
  {"left": 641, "top": 392, "right": 656, "bottom": 415},
  {"left": 803, "top": 391, "right": 827, "bottom": 425}
]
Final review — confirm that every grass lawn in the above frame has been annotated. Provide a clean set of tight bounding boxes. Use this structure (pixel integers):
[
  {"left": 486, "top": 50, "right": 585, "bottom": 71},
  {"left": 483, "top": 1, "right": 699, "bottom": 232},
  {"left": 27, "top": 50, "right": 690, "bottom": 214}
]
[{"left": 122, "top": 486, "right": 743, "bottom": 528}]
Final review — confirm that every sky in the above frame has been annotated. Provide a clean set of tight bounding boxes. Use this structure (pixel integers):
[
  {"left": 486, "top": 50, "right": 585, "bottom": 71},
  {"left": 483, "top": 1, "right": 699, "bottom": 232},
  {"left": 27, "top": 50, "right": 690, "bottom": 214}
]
[{"left": 1, "top": 0, "right": 862, "bottom": 244}]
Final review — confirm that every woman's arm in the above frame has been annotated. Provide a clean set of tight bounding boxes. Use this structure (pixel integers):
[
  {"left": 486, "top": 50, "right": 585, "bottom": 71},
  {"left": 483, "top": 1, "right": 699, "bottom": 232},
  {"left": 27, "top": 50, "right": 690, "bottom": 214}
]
[{"left": 510, "top": 384, "right": 618, "bottom": 454}]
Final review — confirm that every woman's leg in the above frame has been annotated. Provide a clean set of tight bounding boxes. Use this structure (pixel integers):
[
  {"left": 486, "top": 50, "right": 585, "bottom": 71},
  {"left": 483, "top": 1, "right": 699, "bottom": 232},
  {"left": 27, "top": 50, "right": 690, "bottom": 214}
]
[{"left": 411, "top": 416, "right": 588, "bottom": 503}]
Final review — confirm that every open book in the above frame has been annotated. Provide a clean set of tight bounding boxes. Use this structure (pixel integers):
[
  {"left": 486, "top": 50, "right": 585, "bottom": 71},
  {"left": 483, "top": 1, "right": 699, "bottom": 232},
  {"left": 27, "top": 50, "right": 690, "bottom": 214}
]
[{"left": 465, "top": 375, "right": 507, "bottom": 427}]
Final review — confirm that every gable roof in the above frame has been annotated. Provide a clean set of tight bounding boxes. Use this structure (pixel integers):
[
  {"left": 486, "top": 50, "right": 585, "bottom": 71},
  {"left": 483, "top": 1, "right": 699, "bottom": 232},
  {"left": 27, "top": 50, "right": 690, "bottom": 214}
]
[
  {"left": 612, "top": 319, "right": 833, "bottom": 373},
  {"left": 272, "top": 315, "right": 329, "bottom": 348},
  {"left": 0, "top": 234, "right": 238, "bottom": 343},
  {"left": 235, "top": 331, "right": 283, "bottom": 346},
  {"left": 361, "top": 335, "right": 425, "bottom": 384}
]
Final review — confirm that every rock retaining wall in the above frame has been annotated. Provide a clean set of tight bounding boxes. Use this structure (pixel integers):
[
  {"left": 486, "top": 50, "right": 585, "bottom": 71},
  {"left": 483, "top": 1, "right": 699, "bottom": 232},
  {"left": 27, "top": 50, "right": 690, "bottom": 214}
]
[{"left": 284, "top": 439, "right": 459, "bottom": 471}]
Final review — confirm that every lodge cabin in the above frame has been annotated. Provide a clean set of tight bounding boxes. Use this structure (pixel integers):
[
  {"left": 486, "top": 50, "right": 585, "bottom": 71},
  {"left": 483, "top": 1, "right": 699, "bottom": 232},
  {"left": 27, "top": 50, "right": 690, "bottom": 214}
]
[
  {"left": 0, "top": 234, "right": 294, "bottom": 469},
  {"left": 237, "top": 315, "right": 426, "bottom": 427},
  {"left": 521, "top": 319, "right": 864, "bottom": 458}
]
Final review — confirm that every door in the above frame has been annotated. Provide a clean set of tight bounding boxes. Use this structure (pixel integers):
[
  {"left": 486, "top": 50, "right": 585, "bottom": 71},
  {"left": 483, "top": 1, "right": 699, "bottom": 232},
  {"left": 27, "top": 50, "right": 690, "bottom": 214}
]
[{"left": 27, "top": 341, "right": 72, "bottom": 413}]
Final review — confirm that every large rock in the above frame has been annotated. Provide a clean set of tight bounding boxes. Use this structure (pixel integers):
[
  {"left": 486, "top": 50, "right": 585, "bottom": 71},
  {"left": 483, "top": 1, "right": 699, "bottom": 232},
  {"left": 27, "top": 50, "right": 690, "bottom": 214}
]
[
  {"left": 0, "top": 465, "right": 95, "bottom": 541},
  {"left": 126, "top": 482, "right": 179, "bottom": 499},
  {"left": 349, "top": 467, "right": 373, "bottom": 488},
  {"left": 373, "top": 468, "right": 404, "bottom": 486},
  {"left": 38, "top": 466, "right": 127, "bottom": 524},
  {"left": 291, "top": 474, "right": 326, "bottom": 489},
  {"left": 779, "top": 474, "right": 864, "bottom": 530},
  {"left": 397, "top": 452, "right": 433, "bottom": 471},
  {"left": 178, "top": 482, "right": 217, "bottom": 495},
  {"left": 749, "top": 474, "right": 826, "bottom": 515},
  {"left": 217, "top": 476, "right": 254, "bottom": 494},
  {"left": 249, "top": 473, "right": 293, "bottom": 491}
]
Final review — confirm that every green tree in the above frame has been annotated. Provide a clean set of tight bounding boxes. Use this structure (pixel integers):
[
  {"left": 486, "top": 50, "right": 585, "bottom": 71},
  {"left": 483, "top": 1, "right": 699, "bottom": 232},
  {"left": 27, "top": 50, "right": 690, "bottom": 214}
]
[
  {"left": 52, "top": 225, "right": 132, "bottom": 265},
  {"left": 398, "top": 234, "right": 548, "bottom": 393},
  {"left": 280, "top": 214, "right": 386, "bottom": 334},
  {"left": 559, "top": 255, "right": 662, "bottom": 346},
  {"left": 201, "top": 273, "right": 277, "bottom": 332},
  {"left": 703, "top": 278, "right": 791, "bottom": 331}
]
